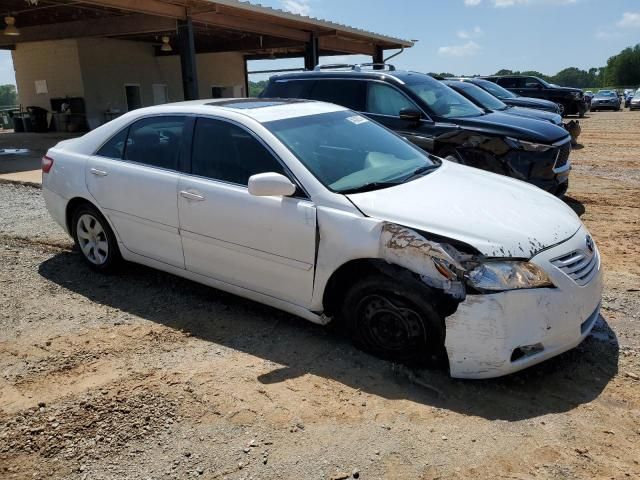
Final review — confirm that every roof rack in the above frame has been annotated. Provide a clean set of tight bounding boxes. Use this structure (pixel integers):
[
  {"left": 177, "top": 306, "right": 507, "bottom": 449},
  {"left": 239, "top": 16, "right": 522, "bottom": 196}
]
[{"left": 312, "top": 63, "right": 396, "bottom": 72}]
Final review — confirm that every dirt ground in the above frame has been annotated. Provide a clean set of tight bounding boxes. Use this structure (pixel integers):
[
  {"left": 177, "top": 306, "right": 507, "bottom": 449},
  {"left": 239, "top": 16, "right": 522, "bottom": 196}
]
[{"left": 1, "top": 111, "right": 639, "bottom": 480}]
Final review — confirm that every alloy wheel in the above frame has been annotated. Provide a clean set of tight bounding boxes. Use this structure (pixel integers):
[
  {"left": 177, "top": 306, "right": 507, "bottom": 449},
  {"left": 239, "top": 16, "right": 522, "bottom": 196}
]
[{"left": 76, "top": 214, "right": 109, "bottom": 265}]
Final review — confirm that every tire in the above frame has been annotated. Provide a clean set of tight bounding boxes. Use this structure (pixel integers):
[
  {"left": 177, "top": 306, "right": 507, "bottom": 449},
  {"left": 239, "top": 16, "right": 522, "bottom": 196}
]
[
  {"left": 557, "top": 103, "right": 566, "bottom": 117},
  {"left": 71, "top": 203, "right": 121, "bottom": 272},
  {"left": 341, "top": 274, "right": 446, "bottom": 366}
]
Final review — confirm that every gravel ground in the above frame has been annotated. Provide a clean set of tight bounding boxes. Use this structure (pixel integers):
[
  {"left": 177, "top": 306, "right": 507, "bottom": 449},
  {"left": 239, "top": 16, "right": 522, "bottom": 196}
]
[{"left": 1, "top": 111, "right": 639, "bottom": 480}]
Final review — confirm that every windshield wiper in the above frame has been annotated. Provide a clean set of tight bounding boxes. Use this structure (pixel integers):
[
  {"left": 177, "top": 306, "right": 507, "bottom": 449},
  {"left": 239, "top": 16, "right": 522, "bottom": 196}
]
[
  {"left": 400, "top": 164, "right": 440, "bottom": 182},
  {"left": 339, "top": 181, "right": 402, "bottom": 195}
]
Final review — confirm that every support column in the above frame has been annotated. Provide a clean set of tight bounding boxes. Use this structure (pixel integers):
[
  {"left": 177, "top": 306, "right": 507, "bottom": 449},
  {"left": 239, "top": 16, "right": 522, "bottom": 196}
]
[
  {"left": 304, "top": 32, "right": 319, "bottom": 70},
  {"left": 373, "top": 46, "right": 384, "bottom": 69},
  {"left": 178, "top": 16, "right": 199, "bottom": 100},
  {"left": 243, "top": 56, "right": 250, "bottom": 98}
]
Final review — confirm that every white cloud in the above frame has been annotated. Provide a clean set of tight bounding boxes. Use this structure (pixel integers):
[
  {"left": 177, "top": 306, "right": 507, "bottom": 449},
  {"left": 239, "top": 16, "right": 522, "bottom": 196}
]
[
  {"left": 493, "top": 0, "right": 577, "bottom": 7},
  {"left": 280, "top": 0, "right": 311, "bottom": 16},
  {"left": 464, "top": 0, "right": 482, "bottom": 6},
  {"left": 438, "top": 40, "right": 481, "bottom": 57},
  {"left": 457, "top": 26, "right": 484, "bottom": 39},
  {"left": 618, "top": 12, "right": 640, "bottom": 28}
]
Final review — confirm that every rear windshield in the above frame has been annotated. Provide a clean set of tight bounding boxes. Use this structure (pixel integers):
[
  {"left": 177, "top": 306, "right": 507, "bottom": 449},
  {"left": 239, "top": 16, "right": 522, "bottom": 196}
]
[{"left": 407, "top": 80, "right": 483, "bottom": 119}]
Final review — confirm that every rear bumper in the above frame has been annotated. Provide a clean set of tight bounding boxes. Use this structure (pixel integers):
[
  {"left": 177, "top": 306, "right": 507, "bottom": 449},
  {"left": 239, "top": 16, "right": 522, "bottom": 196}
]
[
  {"left": 43, "top": 186, "right": 69, "bottom": 234},
  {"left": 445, "top": 225, "right": 603, "bottom": 379}
]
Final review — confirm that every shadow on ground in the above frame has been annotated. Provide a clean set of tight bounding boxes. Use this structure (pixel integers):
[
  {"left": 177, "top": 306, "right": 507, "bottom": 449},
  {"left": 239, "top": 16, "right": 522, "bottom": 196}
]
[
  {"left": 39, "top": 252, "right": 618, "bottom": 422},
  {"left": 564, "top": 195, "right": 586, "bottom": 217}
]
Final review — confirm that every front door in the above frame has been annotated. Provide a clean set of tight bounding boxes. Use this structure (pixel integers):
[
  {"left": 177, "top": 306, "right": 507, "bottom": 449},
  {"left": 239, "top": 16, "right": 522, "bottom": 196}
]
[
  {"left": 364, "top": 82, "right": 444, "bottom": 153},
  {"left": 86, "top": 115, "right": 188, "bottom": 268},
  {"left": 178, "top": 117, "right": 317, "bottom": 306}
]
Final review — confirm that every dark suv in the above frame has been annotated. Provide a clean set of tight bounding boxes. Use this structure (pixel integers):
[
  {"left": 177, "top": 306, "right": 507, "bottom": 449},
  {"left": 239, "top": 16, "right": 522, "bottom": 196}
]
[
  {"left": 482, "top": 75, "right": 587, "bottom": 117},
  {"left": 261, "top": 65, "right": 572, "bottom": 196}
]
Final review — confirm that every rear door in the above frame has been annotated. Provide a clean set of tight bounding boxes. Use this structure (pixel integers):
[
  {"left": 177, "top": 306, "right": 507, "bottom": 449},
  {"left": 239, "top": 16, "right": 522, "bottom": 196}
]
[
  {"left": 86, "top": 115, "right": 189, "bottom": 268},
  {"left": 496, "top": 77, "right": 525, "bottom": 95},
  {"left": 177, "top": 117, "right": 317, "bottom": 306}
]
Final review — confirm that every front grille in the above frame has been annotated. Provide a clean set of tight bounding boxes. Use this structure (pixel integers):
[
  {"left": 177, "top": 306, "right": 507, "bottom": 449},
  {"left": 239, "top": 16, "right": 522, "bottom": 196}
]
[
  {"left": 554, "top": 141, "right": 571, "bottom": 169},
  {"left": 551, "top": 249, "right": 599, "bottom": 286}
]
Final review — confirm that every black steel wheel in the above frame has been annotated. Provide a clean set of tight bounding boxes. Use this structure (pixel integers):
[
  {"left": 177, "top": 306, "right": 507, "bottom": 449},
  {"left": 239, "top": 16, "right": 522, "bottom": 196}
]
[{"left": 342, "top": 275, "right": 446, "bottom": 366}]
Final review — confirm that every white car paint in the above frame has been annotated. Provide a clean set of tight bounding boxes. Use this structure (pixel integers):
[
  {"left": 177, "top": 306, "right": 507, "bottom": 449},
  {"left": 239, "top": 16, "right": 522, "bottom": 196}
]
[{"left": 42, "top": 99, "right": 603, "bottom": 379}]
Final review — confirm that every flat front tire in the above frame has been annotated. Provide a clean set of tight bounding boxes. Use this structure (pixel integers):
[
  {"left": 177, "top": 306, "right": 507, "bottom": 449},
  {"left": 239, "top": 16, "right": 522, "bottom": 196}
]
[
  {"left": 72, "top": 204, "right": 121, "bottom": 272},
  {"left": 342, "top": 275, "right": 446, "bottom": 366}
]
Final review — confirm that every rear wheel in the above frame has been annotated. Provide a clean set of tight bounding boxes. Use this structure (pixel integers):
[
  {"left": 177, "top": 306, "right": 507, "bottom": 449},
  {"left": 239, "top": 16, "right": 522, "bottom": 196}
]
[
  {"left": 342, "top": 275, "right": 446, "bottom": 366},
  {"left": 72, "top": 204, "right": 121, "bottom": 272}
]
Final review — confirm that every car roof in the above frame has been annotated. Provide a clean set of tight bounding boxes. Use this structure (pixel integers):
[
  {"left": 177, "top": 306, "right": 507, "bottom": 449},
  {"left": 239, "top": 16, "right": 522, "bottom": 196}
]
[
  {"left": 126, "top": 98, "right": 348, "bottom": 123},
  {"left": 267, "top": 69, "right": 432, "bottom": 86}
]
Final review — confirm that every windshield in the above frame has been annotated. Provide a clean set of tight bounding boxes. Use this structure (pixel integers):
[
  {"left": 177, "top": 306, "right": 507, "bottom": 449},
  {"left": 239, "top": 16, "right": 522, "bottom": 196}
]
[
  {"left": 264, "top": 110, "right": 438, "bottom": 194},
  {"left": 449, "top": 82, "right": 507, "bottom": 111},
  {"left": 406, "top": 80, "right": 483, "bottom": 118},
  {"left": 472, "top": 79, "right": 517, "bottom": 99},
  {"left": 636, "top": 89, "right": 640, "bottom": 96},
  {"left": 536, "top": 77, "right": 552, "bottom": 88},
  {"left": 596, "top": 91, "right": 615, "bottom": 97}
]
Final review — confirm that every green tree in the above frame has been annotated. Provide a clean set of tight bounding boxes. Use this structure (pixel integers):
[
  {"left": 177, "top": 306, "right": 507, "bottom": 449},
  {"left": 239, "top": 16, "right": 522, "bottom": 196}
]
[
  {"left": 249, "top": 80, "right": 268, "bottom": 97},
  {"left": 0, "top": 84, "right": 17, "bottom": 107}
]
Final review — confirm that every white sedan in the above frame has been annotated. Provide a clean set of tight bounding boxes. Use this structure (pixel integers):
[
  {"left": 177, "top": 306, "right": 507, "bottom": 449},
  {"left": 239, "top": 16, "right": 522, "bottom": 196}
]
[{"left": 42, "top": 99, "right": 603, "bottom": 379}]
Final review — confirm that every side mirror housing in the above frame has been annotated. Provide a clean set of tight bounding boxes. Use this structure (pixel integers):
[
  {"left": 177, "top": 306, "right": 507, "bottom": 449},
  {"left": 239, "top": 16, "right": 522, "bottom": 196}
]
[
  {"left": 248, "top": 172, "right": 297, "bottom": 197},
  {"left": 399, "top": 108, "right": 422, "bottom": 123}
]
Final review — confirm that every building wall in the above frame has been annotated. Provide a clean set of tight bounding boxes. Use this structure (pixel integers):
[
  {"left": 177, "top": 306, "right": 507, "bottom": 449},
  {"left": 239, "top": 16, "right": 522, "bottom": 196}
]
[
  {"left": 196, "top": 52, "right": 246, "bottom": 99},
  {"left": 12, "top": 37, "right": 247, "bottom": 130},
  {"left": 11, "top": 39, "right": 84, "bottom": 110},
  {"left": 77, "top": 38, "right": 182, "bottom": 129},
  {"left": 158, "top": 51, "right": 247, "bottom": 100}
]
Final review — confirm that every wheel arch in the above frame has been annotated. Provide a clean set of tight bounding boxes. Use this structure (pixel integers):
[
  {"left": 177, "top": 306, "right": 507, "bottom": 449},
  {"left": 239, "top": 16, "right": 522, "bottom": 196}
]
[
  {"left": 65, "top": 196, "right": 119, "bottom": 243},
  {"left": 322, "top": 258, "right": 459, "bottom": 321}
]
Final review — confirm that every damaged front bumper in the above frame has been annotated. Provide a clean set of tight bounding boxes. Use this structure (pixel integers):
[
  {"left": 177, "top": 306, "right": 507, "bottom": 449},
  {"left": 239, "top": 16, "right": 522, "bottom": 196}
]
[{"left": 444, "top": 226, "right": 603, "bottom": 379}]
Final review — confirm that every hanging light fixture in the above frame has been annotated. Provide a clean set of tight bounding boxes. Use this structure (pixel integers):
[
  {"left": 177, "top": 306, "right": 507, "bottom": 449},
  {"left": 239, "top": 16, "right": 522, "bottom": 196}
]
[
  {"left": 160, "top": 36, "right": 172, "bottom": 52},
  {"left": 4, "top": 16, "right": 20, "bottom": 36}
]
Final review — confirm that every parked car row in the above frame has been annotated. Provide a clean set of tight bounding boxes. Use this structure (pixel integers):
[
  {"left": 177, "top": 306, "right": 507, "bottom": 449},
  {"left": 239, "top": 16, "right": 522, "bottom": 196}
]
[
  {"left": 42, "top": 64, "right": 602, "bottom": 380},
  {"left": 261, "top": 65, "right": 572, "bottom": 196}
]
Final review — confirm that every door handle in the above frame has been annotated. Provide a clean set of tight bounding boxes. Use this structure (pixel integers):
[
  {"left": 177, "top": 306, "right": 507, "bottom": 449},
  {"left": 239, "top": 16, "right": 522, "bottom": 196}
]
[
  {"left": 180, "top": 190, "right": 205, "bottom": 201},
  {"left": 90, "top": 168, "right": 108, "bottom": 177}
]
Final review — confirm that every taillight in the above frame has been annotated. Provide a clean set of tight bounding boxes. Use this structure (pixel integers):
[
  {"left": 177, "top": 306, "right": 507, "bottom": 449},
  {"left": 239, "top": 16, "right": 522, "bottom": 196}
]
[{"left": 42, "top": 155, "right": 54, "bottom": 173}]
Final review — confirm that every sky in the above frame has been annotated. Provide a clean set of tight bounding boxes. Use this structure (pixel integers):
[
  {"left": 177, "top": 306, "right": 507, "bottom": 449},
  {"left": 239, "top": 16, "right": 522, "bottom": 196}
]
[{"left": 1, "top": 0, "right": 639, "bottom": 86}]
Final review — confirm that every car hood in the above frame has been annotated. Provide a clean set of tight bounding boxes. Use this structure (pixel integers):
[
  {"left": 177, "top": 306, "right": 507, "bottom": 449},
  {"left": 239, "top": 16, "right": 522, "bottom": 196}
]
[
  {"left": 453, "top": 111, "right": 569, "bottom": 143},
  {"left": 503, "top": 96, "right": 559, "bottom": 110},
  {"left": 504, "top": 106, "right": 563, "bottom": 126},
  {"left": 347, "top": 162, "right": 581, "bottom": 258},
  {"left": 593, "top": 95, "right": 618, "bottom": 101}
]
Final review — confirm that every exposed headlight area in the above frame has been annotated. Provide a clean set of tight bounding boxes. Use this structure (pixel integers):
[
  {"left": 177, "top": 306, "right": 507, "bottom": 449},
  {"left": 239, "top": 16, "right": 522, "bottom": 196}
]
[
  {"left": 506, "top": 137, "right": 553, "bottom": 152},
  {"left": 465, "top": 260, "right": 554, "bottom": 292},
  {"left": 571, "top": 91, "right": 581, "bottom": 99}
]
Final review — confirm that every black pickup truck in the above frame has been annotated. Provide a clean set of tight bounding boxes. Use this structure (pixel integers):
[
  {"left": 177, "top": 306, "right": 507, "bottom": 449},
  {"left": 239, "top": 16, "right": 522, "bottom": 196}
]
[{"left": 481, "top": 75, "right": 587, "bottom": 118}]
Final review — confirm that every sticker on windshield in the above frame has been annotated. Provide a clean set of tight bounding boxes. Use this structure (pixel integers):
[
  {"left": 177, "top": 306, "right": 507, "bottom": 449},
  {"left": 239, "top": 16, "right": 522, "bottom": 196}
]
[{"left": 346, "top": 115, "right": 368, "bottom": 125}]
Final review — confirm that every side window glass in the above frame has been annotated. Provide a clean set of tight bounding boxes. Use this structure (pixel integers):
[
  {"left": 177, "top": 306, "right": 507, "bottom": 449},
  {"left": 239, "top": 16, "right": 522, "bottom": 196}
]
[
  {"left": 366, "top": 83, "right": 416, "bottom": 117},
  {"left": 191, "top": 118, "right": 286, "bottom": 186},
  {"left": 309, "top": 80, "right": 366, "bottom": 111},
  {"left": 123, "top": 116, "right": 187, "bottom": 170},
  {"left": 268, "top": 80, "right": 312, "bottom": 99},
  {"left": 497, "top": 77, "right": 519, "bottom": 88},
  {"left": 525, "top": 77, "right": 541, "bottom": 88},
  {"left": 96, "top": 127, "right": 128, "bottom": 159}
]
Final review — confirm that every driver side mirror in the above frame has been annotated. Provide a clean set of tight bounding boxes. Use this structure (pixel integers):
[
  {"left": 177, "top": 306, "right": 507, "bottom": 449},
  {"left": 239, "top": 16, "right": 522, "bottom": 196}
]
[
  {"left": 399, "top": 108, "right": 422, "bottom": 123},
  {"left": 248, "top": 172, "right": 297, "bottom": 197}
]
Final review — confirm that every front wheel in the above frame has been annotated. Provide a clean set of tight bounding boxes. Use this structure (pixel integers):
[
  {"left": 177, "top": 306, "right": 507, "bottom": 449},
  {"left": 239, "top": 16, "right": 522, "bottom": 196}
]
[
  {"left": 72, "top": 204, "right": 121, "bottom": 272},
  {"left": 341, "top": 275, "right": 446, "bottom": 366}
]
